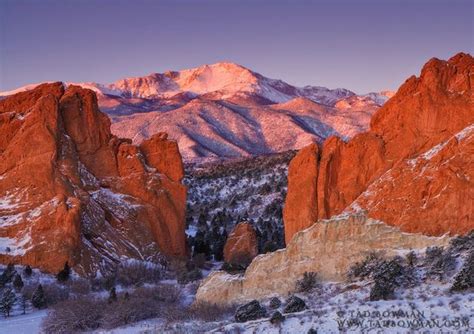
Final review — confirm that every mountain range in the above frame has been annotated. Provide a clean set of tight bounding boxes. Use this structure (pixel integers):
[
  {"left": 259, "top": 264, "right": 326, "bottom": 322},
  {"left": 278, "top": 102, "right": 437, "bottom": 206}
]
[{"left": 0, "top": 62, "right": 394, "bottom": 162}]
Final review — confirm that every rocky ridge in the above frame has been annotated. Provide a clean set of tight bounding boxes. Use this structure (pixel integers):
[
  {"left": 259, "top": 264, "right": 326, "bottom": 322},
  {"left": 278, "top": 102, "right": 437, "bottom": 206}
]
[
  {"left": 283, "top": 52, "right": 474, "bottom": 242},
  {"left": 196, "top": 214, "right": 451, "bottom": 305}
]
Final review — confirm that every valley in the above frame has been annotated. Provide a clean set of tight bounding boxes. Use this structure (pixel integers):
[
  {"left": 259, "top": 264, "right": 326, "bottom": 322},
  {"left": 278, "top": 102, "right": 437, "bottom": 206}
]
[{"left": 0, "top": 52, "right": 472, "bottom": 333}]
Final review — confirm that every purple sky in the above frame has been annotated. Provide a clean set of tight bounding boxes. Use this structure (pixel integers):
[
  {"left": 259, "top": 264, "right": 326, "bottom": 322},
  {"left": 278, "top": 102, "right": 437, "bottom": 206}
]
[{"left": 0, "top": 0, "right": 472, "bottom": 93}]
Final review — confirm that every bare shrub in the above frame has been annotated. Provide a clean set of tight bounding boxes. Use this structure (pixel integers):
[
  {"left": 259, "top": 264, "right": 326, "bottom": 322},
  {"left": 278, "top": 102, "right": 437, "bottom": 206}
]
[
  {"left": 89, "top": 274, "right": 116, "bottom": 292},
  {"left": 164, "top": 302, "right": 237, "bottom": 324},
  {"left": 66, "top": 278, "right": 91, "bottom": 295},
  {"left": 42, "top": 284, "right": 183, "bottom": 332},
  {"left": 101, "top": 295, "right": 160, "bottom": 329},
  {"left": 21, "top": 282, "right": 37, "bottom": 300},
  {"left": 175, "top": 261, "right": 203, "bottom": 284},
  {"left": 116, "top": 260, "right": 161, "bottom": 287},
  {"left": 133, "top": 284, "right": 181, "bottom": 304},
  {"left": 369, "top": 257, "right": 405, "bottom": 301},
  {"left": 42, "top": 297, "right": 105, "bottom": 333},
  {"left": 448, "top": 231, "right": 474, "bottom": 253},
  {"left": 189, "top": 302, "right": 237, "bottom": 322},
  {"left": 424, "top": 247, "right": 456, "bottom": 280},
  {"left": 43, "top": 283, "right": 70, "bottom": 306},
  {"left": 347, "top": 252, "right": 384, "bottom": 281},
  {"left": 101, "top": 284, "right": 181, "bottom": 328},
  {"left": 295, "top": 272, "right": 319, "bottom": 293},
  {"left": 451, "top": 250, "right": 474, "bottom": 292},
  {"left": 191, "top": 253, "right": 207, "bottom": 269}
]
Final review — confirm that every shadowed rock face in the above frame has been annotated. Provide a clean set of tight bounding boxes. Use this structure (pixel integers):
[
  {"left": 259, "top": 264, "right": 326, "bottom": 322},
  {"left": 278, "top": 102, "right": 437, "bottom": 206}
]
[
  {"left": 0, "top": 83, "right": 187, "bottom": 275},
  {"left": 196, "top": 214, "right": 451, "bottom": 305},
  {"left": 284, "top": 53, "right": 474, "bottom": 242}
]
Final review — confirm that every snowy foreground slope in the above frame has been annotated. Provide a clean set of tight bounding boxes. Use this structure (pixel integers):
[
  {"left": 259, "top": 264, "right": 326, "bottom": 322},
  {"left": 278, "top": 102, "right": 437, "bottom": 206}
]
[{"left": 2, "top": 231, "right": 471, "bottom": 334}]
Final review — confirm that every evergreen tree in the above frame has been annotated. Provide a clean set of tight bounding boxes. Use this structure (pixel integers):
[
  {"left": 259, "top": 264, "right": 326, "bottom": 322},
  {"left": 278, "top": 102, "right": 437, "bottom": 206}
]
[
  {"left": 0, "top": 288, "right": 16, "bottom": 317},
  {"left": 20, "top": 294, "right": 28, "bottom": 315},
  {"left": 0, "top": 263, "right": 16, "bottom": 287},
  {"left": 31, "top": 284, "right": 46, "bottom": 309},
  {"left": 108, "top": 287, "right": 117, "bottom": 303},
  {"left": 23, "top": 265, "right": 33, "bottom": 277},
  {"left": 56, "top": 262, "right": 71, "bottom": 282},
  {"left": 13, "top": 274, "right": 24, "bottom": 291}
]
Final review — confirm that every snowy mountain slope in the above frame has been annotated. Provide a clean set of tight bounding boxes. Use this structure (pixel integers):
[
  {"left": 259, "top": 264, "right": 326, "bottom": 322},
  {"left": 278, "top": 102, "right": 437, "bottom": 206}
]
[
  {"left": 0, "top": 62, "right": 393, "bottom": 161},
  {"left": 110, "top": 95, "right": 378, "bottom": 161}
]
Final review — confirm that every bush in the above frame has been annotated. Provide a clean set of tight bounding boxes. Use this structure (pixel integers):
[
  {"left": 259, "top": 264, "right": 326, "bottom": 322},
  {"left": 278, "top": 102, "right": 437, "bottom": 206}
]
[
  {"left": 89, "top": 274, "right": 116, "bottom": 292},
  {"left": 66, "top": 278, "right": 91, "bottom": 295},
  {"left": 177, "top": 267, "right": 203, "bottom": 284},
  {"left": 369, "top": 257, "right": 405, "bottom": 301},
  {"left": 188, "top": 302, "right": 237, "bottom": 322},
  {"left": 134, "top": 284, "right": 181, "bottom": 304},
  {"left": 24, "top": 282, "right": 69, "bottom": 306},
  {"left": 56, "top": 262, "right": 71, "bottom": 282},
  {"left": 43, "top": 285, "right": 183, "bottom": 331},
  {"left": 370, "top": 280, "right": 395, "bottom": 301},
  {"left": 424, "top": 247, "right": 456, "bottom": 280},
  {"left": 406, "top": 251, "right": 418, "bottom": 267},
  {"left": 42, "top": 297, "right": 105, "bottom": 333},
  {"left": 101, "top": 295, "right": 160, "bottom": 329},
  {"left": 348, "top": 252, "right": 384, "bottom": 281},
  {"left": 295, "top": 272, "right": 319, "bottom": 293},
  {"left": 116, "top": 261, "right": 161, "bottom": 287},
  {"left": 43, "top": 283, "right": 69, "bottom": 305},
  {"left": 221, "top": 262, "right": 247, "bottom": 274},
  {"left": 451, "top": 251, "right": 474, "bottom": 292},
  {"left": 449, "top": 231, "right": 474, "bottom": 253}
]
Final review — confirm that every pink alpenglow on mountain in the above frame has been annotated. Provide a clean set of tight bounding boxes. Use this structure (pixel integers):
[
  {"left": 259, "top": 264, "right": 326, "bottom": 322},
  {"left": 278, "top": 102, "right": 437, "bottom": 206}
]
[{"left": 0, "top": 62, "right": 393, "bottom": 162}]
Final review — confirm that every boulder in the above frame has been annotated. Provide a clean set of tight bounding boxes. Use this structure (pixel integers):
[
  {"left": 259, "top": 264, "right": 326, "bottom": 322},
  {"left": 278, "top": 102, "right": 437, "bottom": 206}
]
[
  {"left": 269, "top": 297, "right": 282, "bottom": 309},
  {"left": 269, "top": 311, "right": 285, "bottom": 324},
  {"left": 223, "top": 222, "right": 258, "bottom": 267},
  {"left": 235, "top": 300, "right": 266, "bottom": 323},
  {"left": 283, "top": 295, "right": 306, "bottom": 313}
]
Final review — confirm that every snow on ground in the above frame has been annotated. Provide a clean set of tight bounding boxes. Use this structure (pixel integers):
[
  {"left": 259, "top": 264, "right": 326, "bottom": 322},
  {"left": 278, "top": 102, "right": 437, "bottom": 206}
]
[
  {"left": 0, "top": 310, "right": 48, "bottom": 334},
  {"left": 213, "top": 293, "right": 474, "bottom": 333}
]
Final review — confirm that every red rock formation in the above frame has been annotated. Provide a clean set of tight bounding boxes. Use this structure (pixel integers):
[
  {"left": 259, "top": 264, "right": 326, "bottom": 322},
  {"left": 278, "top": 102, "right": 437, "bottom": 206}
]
[
  {"left": 223, "top": 222, "right": 258, "bottom": 266},
  {"left": 284, "top": 53, "right": 474, "bottom": 242},
  {"left": 283, "top": 143, "right": 319, "bottom": 244},
  {"left": 371, "top": 53, "right": 474, "bottom": 161},
  {"left": 0, "top": 83, "right": 186, "bottom": 275},
  {"left": 350, "top": 125, "right": 474, "bottom": 236}
]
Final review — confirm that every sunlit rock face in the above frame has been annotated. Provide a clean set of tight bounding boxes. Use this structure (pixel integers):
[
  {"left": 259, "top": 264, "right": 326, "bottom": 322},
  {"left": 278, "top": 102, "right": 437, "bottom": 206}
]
[
  {"left": 195, "top": 214, "right": 451, "bottom": 305},
  {"left": 223, "top": 222, "right": 258, "bottom": 266},
  {"left": 283, "top": 53, "right": 474, "bottom": 242},
  {"left": 0, "top": 83, "right": 187, "bottom": 275}
]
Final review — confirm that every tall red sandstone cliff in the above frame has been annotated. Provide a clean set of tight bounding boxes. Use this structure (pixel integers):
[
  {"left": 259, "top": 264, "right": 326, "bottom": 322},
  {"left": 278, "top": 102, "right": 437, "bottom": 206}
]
[
  {"left": 0, "top": 83, "right": 187, "bottom": 275},
  {"left": 284, "top": 53, "right": 474, "bottom": 243}
]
